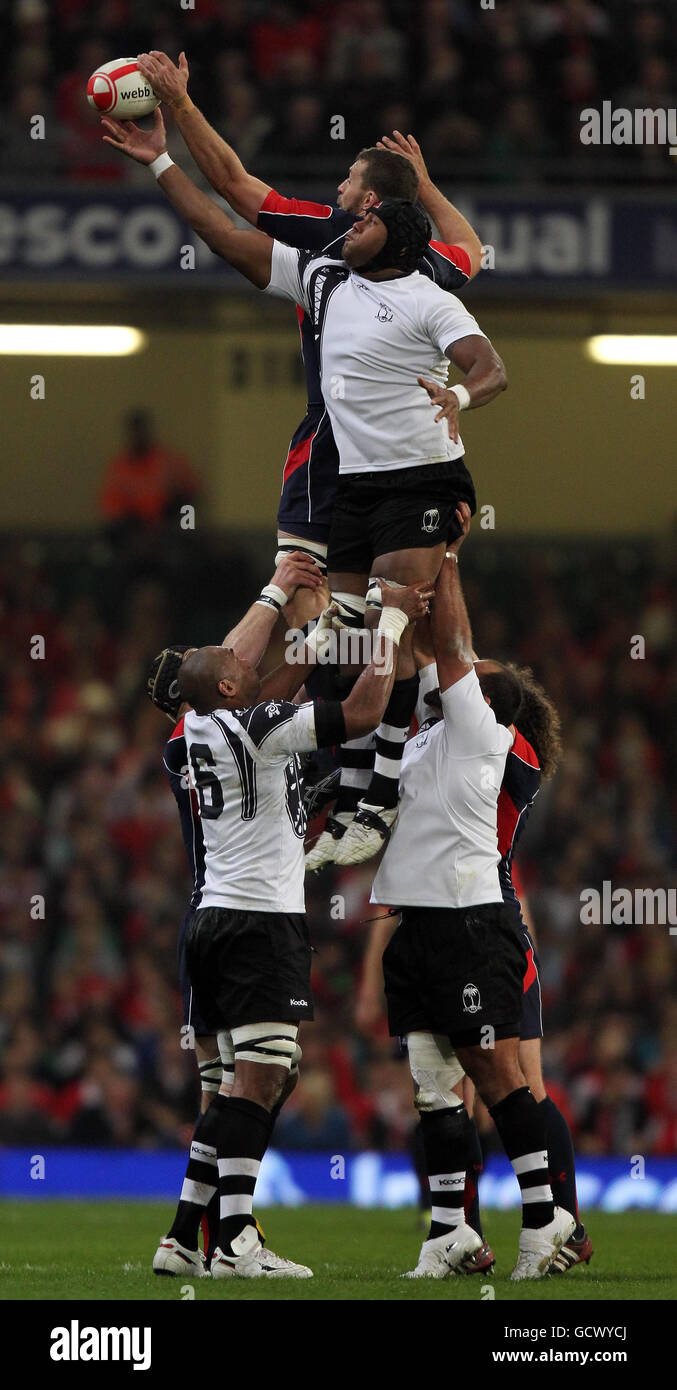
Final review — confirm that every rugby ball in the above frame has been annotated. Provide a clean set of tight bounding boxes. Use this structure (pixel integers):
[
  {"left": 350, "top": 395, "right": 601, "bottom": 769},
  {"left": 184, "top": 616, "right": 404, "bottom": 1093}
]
[{"left": 86, "top": 58, "right": 159, "bottom": 120}]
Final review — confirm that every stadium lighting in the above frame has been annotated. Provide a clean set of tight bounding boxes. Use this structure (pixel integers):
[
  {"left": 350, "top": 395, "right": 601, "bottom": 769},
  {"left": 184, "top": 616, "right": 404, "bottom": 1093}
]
[
  {"left": 0, "top": 325, "right": 147, "bottom": 356},
  {"left": 586, "top": 335, "right": 677, "bottom": 365}
]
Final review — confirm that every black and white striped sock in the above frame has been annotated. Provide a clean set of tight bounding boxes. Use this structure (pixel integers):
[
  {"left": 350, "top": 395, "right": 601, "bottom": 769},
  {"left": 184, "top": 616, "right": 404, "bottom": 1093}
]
[
  {"left": 334, "top": 731, "right": 376, "bottom": 815},
  {"left": 361, "top": 675, "right": 419, "bottom": 812},
  {"left": 214, "top": 1095, "right": 273, "bottom": 1254},
  {"left": 490, "top": 1086, "right": 555, "bottom": 1229},
  {"left": 167, "top": 1106, "right": 222, "bottom": 1250}
]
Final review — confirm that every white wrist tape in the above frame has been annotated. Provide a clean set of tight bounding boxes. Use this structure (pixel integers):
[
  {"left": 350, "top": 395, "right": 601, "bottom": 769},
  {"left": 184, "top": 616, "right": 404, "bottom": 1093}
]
[
  {"left": 150, "top": 152, "right": 174, "bottom": 179},
  {"left": 450, "top": 383, "right": 471, "bottom": 410},
  {"left": 377, "top": 607, "right": 409, "bottom": 645},
  {"left": 256, "top": 582, "right": 288, "bottom": 614}
]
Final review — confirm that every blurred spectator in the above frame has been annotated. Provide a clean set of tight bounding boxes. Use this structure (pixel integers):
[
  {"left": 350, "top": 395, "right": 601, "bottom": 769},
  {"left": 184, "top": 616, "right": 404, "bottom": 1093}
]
[
  {"left": 487, "top": 96, "right": 553, "bottom": 182},
  {"left": 275, "top": 1069, "right": 354, "bottom": 1151},
  {"left": 0, "top": 84, "right": 64, "bottom": 182},
  {"left": 216, "top": 81, "right": 273, "bottom": 169},
  {"left": 251, "top": 3, "right": 325, "bottom": 86},
  {"left": 275, "top": 92, "right": 326, "bottom": 158},
  {"left": 327, "top": 0, "right": 406, "bottom": 86},
  {"left": 99, "top": 409, "right": 199, "bottom": 534}
]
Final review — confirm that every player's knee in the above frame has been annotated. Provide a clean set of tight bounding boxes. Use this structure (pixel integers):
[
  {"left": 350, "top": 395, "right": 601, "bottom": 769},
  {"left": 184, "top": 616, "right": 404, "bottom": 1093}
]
[
  {"left": 408, "top": 1032, "right": 465, "bottom": 1111},
  {"left": 247, "top": 1066, "right": 288, "bottom": 1110},
  {"left": 230, "top": 1023, "right": 299, "bottom": 1110}
]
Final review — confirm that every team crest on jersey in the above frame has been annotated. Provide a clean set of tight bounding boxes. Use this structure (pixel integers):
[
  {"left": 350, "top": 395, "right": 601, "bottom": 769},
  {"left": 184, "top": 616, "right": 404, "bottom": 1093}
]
[
  {"left": 421, "top": 508, "right": 440, "bottom": 533},
  {"left": 375, "top": 302, "right": 393, "bottom": 323},
  {"left": 265, "top": 700, "right": 282, "bottom": 718},
  {"left": 462, "top": 983, "right": 482, "bottom": 1014}
]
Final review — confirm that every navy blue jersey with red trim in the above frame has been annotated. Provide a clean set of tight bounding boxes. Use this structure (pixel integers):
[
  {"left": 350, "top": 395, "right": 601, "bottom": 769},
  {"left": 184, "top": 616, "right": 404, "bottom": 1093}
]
[
  {"left": 497, "top": 729, "right": 541, "bottom": 911},
  {"left": 257, "top": 192, "right": 472, "bottom": 288},
  {"left": 163, "top": 715, "right": 205, "bottom": 910},
  {"left": 258, "top": 191, "right": 473, "bottom": 536}
]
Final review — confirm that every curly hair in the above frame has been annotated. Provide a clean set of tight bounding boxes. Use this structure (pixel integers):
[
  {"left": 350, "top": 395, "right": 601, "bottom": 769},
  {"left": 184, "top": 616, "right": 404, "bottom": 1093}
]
[{"left": 504, "top": 662, "right": 563, "bottom": 780}]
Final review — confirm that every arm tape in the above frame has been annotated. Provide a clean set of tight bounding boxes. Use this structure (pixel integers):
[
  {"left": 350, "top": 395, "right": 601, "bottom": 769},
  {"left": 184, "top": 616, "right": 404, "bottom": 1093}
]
[{"left": 313, "top": 700, "right": 346, "bottom": 749}]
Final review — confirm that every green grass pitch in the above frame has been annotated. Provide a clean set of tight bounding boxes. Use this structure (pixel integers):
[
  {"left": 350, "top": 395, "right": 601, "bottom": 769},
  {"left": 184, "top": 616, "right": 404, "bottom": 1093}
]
[{"left": 0, "top": 1202, "right": 675, "bottom": 1301}]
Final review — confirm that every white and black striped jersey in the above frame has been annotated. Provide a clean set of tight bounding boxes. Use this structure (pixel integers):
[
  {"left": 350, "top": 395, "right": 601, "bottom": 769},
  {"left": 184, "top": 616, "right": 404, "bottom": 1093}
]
[
  {"left": 265, "top": 242, "right": 486, "bottom": 476},
  {"left": 184, "top": 697, "right": 344, "bottom": 914}
]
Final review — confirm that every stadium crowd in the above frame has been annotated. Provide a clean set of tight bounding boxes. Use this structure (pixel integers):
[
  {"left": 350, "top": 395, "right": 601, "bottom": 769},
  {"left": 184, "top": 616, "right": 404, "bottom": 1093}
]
[
  {"left": 0, "top": 525, "right": 675, "bottom": 1159},
  {"left": 1, "top": 0, "right": 676, "bottom": 185}
]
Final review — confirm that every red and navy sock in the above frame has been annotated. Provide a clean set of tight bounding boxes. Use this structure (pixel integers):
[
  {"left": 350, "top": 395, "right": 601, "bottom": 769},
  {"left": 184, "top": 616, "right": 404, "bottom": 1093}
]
[
  {"left": 540, "top": 1095, "right": 584, "bottom": 1238},
  {"left": 464, "top": 1115, "right": 485, "bottom": 1239}
]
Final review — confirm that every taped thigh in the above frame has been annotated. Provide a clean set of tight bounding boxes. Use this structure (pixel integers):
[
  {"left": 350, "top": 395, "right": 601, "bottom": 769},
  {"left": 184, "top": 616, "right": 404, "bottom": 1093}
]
[
  {"left": 231, "top": 1022, "right": 299, "bottom": 1071},
  {"left": 216, "top": 1030, "right": 235, "bottom": 1086},
  {"left": 407, "top": 1030, "right": 466, "bottom": 1111},
  {"left": 276, "top": 535, "right": 328, "bottom": 574}
]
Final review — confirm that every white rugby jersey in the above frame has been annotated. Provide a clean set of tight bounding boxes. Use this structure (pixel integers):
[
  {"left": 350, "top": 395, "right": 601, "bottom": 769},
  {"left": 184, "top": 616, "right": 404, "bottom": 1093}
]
[
  {"left": 371, "top": 668, "right": 514, "bottom": 909},
  {"left": 183, "top": 697, "right": 341, "bottom": 914},
  {"left": 265, "top": 242, "right": 486, "bottom": 475}
]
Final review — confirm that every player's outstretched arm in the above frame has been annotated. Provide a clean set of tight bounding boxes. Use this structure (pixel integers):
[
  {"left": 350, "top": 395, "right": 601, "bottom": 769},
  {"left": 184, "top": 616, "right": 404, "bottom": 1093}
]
[
  {"left": 136, "top": 51, "right": 272, "bottom": 223},
  {"left": 377, "top": 131, "right": 483, "bottom": 277},
  {"left": 431, "top": 506, "right": 474, "bottom": 692},
  {"left": 101, "top": 110, "right": 273, "bottom": 286}
]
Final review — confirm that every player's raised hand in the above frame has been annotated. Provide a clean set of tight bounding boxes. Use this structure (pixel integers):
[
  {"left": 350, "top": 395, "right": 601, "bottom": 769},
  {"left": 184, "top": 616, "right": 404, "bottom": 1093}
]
[
  {"left": 101, "top": 107, "right": 167, "bottom": 163},
  {"left": 271, "top": 551, "right": 324, "bottom": 599},
  {"left": 137, "top": 50, "right": 190, "bottom": 108},
  {"left": 382, "top": 580, "right": 434, "bottom": 623},
  {"left": 418, "top": 376, "right": 462, "bottom": 443},
  {"left": 376, "top": 131, "right": 430, "bottom": 188}
]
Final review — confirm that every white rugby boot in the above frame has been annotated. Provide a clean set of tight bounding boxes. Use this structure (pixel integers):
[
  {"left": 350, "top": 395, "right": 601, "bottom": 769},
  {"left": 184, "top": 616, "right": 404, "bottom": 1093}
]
[
  {"left": 211, "top": 1226, "right": 312, "bottom": 1279},
  {"left": 402, "top": 1224, "right": 483, "bottom": 1279},
  {"left": 333, "top": 804, "right": 398, "bottom": 866},
  {"left": 305, "top": 812, "right": 353, "bottom": 871},
  {"left": 510, "top": 1206, "right": 576, "bottom": 1281},
  {"left": 152, "top": 1237, "right": 208, "bottom": 1277},
  {"left": 253, "top": 1247, "right": 313, "bottom": 1278}
]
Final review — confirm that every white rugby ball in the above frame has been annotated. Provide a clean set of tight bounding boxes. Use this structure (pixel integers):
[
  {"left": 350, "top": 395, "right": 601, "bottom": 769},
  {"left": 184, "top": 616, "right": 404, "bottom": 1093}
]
[{"left": 87, "top": 57, "right": 159, "bottom": 120}]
